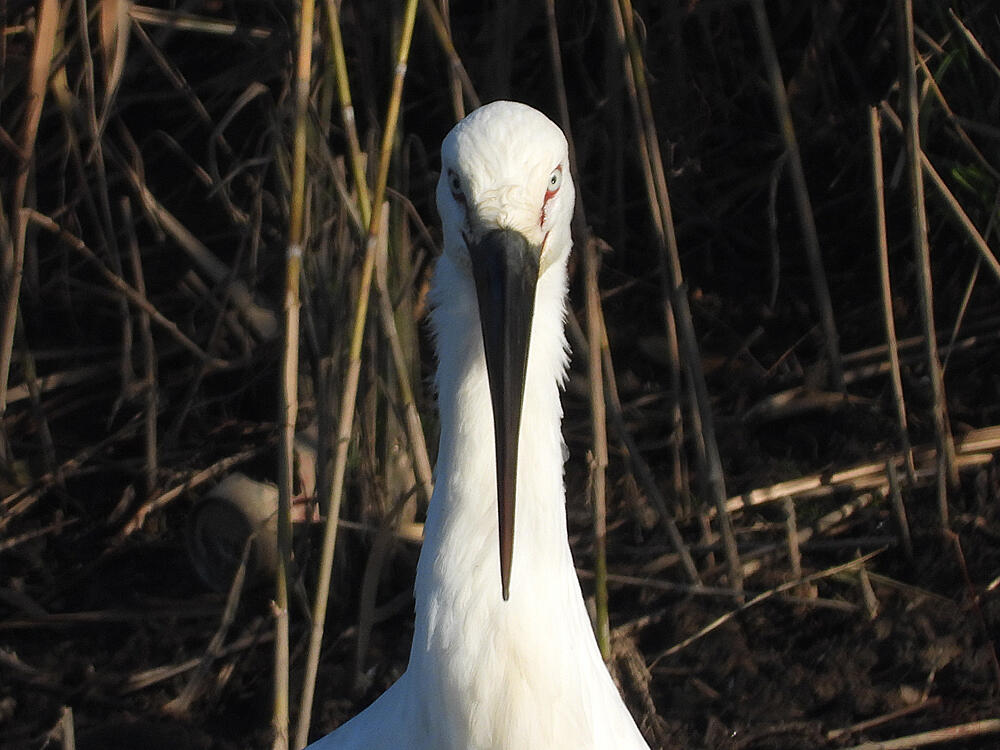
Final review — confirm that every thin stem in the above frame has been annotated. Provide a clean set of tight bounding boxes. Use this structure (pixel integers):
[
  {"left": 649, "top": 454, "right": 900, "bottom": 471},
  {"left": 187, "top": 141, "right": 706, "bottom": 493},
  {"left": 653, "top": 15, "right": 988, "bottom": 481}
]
[
  {"left": 868, "top": 107, "right": 915, "bottom": 483},
  {"left": 879, "top": 103, "right": 1000, "bottom": 285},
  {"left": 25, "top": 210, "right": 226, "bottom": 368},
  {"left": 122, "top": 197, "right": 159, "bottom": 497},
  {"left": 321, "top": 0, "right": 371, "bottom": 227},
  {"left": 608, "top": 0, "right": 685, "bottom": 518},
  {"left": 894, "top": 0, "right": 958, "bottom": 526},
  {"left": 419, "top": 0, "right": 480, "bottom": 116},
  {"left": 275, "top": 0, "right": 316, "bottom": 747},
  {"left": 584, "top": 236, "right": 611, "bottom": 659},
  {"left": 1, "top": 0, "right": 59, "bottom": 436},
  {"left": 749, "top": 0, "right": 844, "bottom": 391},
  {"left": 374, "top": 206, "right": 434, "bottom": 505},
  {"left": 615, "top": 0, "right": 740, "bottom": 590},
  {"left": 296, "top": 1, "right": 421, "bottom": 744},
  {"left": 545, "top": 0, "right": 609, "bottom": 651}
]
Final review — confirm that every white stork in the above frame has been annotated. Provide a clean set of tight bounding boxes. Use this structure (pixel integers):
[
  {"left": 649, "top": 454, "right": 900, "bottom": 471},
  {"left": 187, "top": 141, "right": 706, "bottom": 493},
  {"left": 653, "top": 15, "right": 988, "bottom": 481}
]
[{"left": 308, "top": 100, "right": 651, "bottom": 750}]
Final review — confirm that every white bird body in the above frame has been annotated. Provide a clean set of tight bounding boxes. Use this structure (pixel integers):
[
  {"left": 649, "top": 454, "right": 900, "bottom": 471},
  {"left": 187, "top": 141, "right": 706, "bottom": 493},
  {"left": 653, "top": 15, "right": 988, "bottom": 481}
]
[{"left": 308, "top": 101, "right": 650, "bottom": 750}]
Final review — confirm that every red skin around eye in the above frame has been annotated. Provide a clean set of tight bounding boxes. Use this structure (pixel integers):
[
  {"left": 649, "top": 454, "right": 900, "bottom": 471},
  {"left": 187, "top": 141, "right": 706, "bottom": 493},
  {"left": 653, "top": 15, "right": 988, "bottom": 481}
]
[{"left": 540, "top": 165, "right": 562, "bottom": 226}]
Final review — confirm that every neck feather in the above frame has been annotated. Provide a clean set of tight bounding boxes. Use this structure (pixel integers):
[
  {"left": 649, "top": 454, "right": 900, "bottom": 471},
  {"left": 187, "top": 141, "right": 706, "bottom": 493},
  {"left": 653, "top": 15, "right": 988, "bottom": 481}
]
[
  {"left": 397, "top": 250, "right": 644, "bottom": 750},
  {"left": 419, "top": 251, "right": 572, "bottom": 606}
]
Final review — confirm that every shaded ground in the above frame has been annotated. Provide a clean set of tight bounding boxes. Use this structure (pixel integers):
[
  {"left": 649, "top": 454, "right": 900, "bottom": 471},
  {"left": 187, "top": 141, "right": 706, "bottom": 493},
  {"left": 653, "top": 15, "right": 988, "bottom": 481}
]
[{"left": 6, "top": 462, "right": 999, "bottom": 749}]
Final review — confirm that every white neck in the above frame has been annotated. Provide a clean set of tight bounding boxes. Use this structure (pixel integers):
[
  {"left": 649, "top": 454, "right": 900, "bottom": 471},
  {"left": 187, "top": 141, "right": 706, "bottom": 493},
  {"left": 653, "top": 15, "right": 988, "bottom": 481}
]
[
  {"left": 314, "top": 250, "right": 650, "bottom": 750},
  {"left": 419, "top": 251, "right": 572, "bottom": 606},
  {"left": 396, "top": 252, "right": 642, "bottom": 748}
]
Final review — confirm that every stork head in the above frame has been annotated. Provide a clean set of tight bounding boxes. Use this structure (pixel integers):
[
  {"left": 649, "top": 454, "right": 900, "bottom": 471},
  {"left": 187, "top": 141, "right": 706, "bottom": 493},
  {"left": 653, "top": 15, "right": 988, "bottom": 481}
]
[{"left": 436, "top": 101, "right": 575, "bottom": 601}]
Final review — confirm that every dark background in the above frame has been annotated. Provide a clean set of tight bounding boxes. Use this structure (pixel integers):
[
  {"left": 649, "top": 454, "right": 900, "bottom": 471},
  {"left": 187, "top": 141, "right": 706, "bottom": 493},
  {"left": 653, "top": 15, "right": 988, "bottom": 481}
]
[{"left": 2, "top": 1, "right": 999, "bottom": 748}]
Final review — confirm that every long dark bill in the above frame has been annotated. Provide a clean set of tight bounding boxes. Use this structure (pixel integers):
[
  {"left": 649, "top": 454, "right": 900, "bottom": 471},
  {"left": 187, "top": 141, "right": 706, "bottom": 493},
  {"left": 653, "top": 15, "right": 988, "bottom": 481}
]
[{"left": 468, "top": 227, "right": 540, "bottom": 601}]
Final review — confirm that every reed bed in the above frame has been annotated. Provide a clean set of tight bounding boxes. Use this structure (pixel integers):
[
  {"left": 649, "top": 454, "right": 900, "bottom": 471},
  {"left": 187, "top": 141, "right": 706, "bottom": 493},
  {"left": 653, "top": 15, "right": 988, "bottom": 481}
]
[{"left": 2, "top": 2, "right": 999, "bottom": 748}]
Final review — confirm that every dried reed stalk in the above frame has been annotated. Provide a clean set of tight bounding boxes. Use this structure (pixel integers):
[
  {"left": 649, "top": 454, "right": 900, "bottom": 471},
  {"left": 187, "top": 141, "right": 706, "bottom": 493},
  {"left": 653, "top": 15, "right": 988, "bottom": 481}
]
[
  {"left": 947, "top": 8, "right": 1000, "bottom": 81},
  {"left": 563, "top": 308, "right": 701, "bottom": 589},
  {"left": 2, "top": 415, "right": 139, "bottom": 533},
  {"left": 653, "top": 550, "right": 883, "bottom": 663},
  {"left": 165, "top": 537, "right": 252, "bottom": 716},
  {"left": 741, "top": 493, "right": 877, "bottom": 580},
  {"left": 613, "top": 0, "right": 741, "bottom": 589},
  {"left": 608, "top": 0, "right": 685, "bottom": 520},
  {"left": 121, "top": 198, "right": 159, "bottom": 497},
  {"left": 544, "top": 0, "right": 611, "bottom": 659},
  {"left": 878, "top": 103, "right": 1000, "bottom": 284},
  {"left": 373, "top": 209, "right": 434, "bottom": 503},
  {"left": 420, "top": 0, "right": 480, "bottom": 117},
  {"left": 296, "top": 4, "right": 372, "bottom": 736},
  {"left": 837, "top": 717, "right": 1000, "bottom": 750},
  {"left": 886, "top": 462, "right": 914, "bottom": 562},
  {"left": 916, "top": 54, "right": 998, "bottom": 182},
  {"left": 59, "top": 706, "right": 76, "bottom": 750},
  {"left": 348, "top": 205, "right": 434, "bottom": 685},
  {"left": 273, "top": 0, "right": 317, "bottom": 746},
  {"left": 127, "top": 5, "right": 273, "bottom": 39},
  {"left": 296, "top": 2, "right": 422, "bottom": 745},
  {"left": 585, "top": 237, "right": 611, "bottom": 658},
  {"left": 718, "top": 425, "right": 1000, "bottom": 517},
  {"left": 868, "top": 107, "right": 915, "bottom": 482},
  {"left": 782, "top": 496, "right": 802, "bottom": 581},
  {"left": 120, "top": 165, "right": 278, "bottom": 341},
  {"left": 315, "top": 0, "right": 432, "bottom": 694},
  {"left": 25, "top": 210, "right": 226, "bottom": 368},
  {"left": 595, "top": 315, "right": 701, "bottom": 585},
  {"left": 321, "top": 0, "right": 372, "bottom": 226},
  {"left": 12, "top": 306, "right": 57, "bottom": 481},
  {"left": 1, "top": 0, "right": 58, "bottom": 437},
  {"left": 118, "top": 443, "right": 270, "bottom": 539},
  {"left": 894, "top": 0, "right": 958, "bottom": 527},
  {"left": 826, "top": 697, "right": 941, "bottom": 741},
  {"left": 750, "top": 0, "right": 844, "bottom": 391}
]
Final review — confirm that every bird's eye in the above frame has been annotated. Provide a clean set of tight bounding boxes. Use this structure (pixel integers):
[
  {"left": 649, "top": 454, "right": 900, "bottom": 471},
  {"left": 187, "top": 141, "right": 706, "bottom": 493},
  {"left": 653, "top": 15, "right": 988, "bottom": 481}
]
[
  {"left": 545, "top": 166, "right": 563, "bottom": 198},
  {"left": 448, "top": 170, "right": 463, "bottom": 198}
]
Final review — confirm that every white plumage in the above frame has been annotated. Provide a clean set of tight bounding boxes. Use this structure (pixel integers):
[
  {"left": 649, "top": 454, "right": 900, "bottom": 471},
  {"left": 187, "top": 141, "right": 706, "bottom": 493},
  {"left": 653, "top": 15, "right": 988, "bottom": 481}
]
[{"left": 308, "top": 100, "right": 650, "bottom": 750}]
